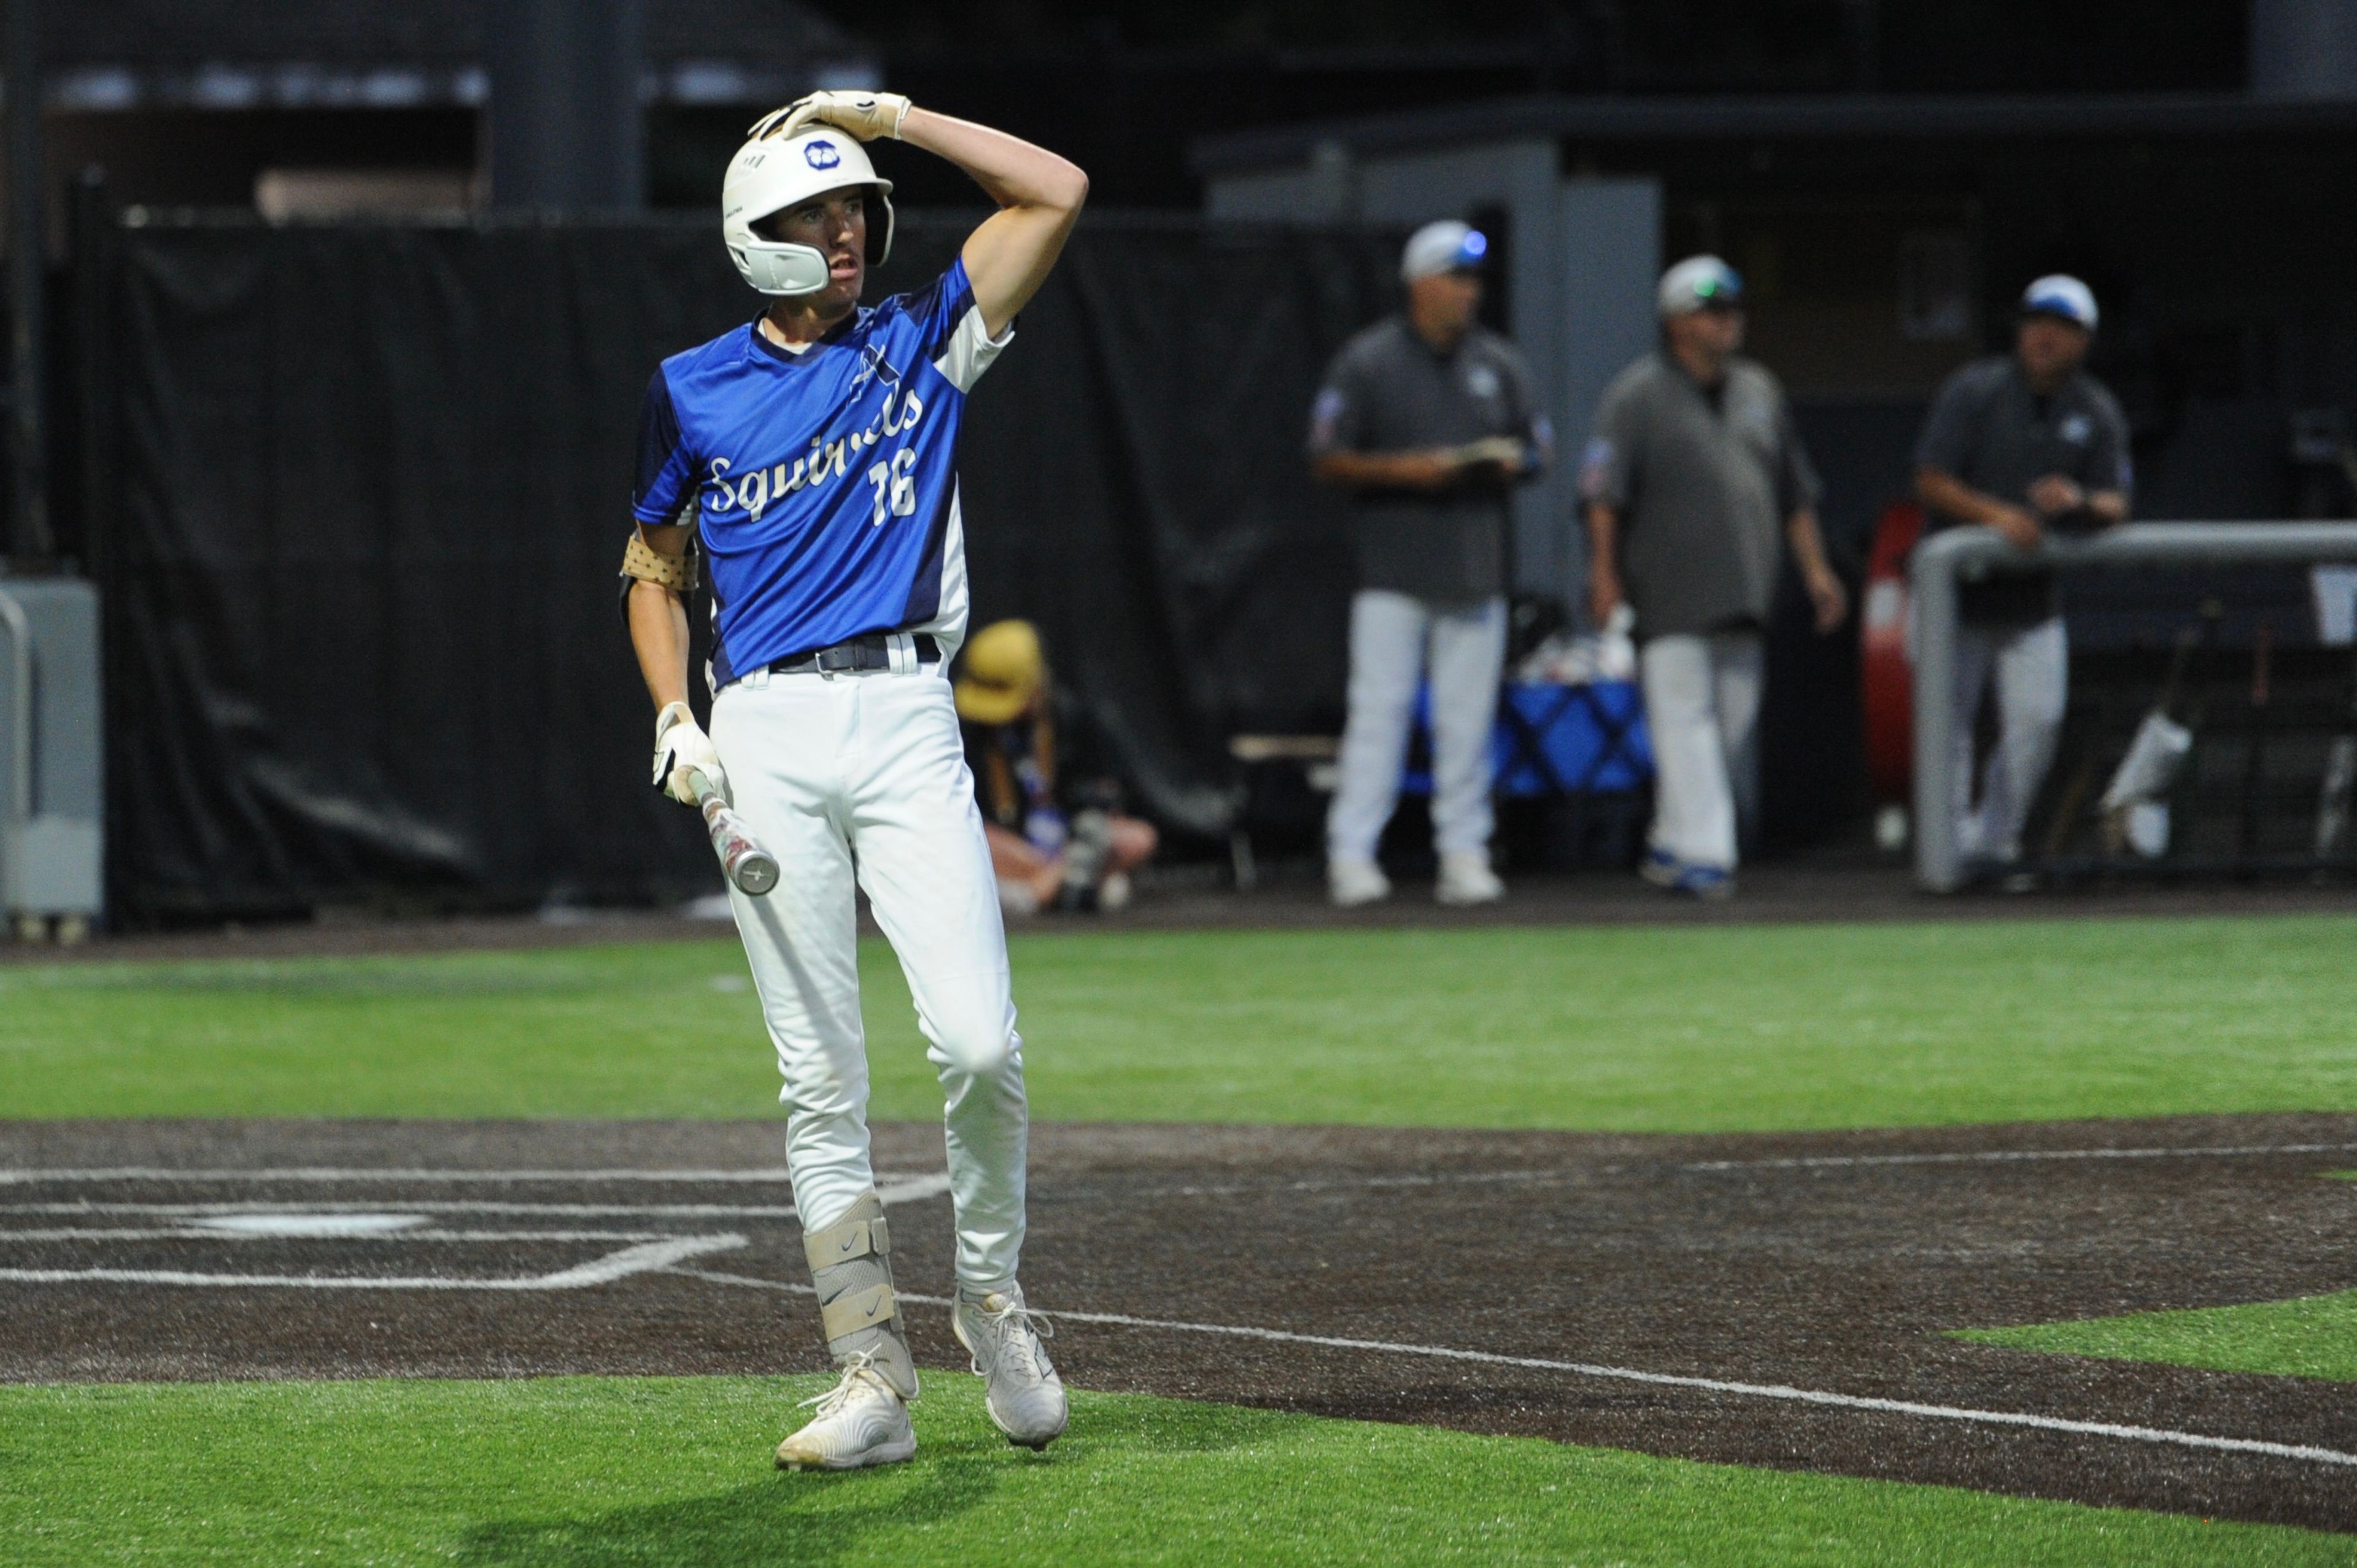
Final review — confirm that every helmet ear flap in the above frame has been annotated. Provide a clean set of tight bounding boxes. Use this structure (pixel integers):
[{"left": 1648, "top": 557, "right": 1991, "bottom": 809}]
[
  {"left": 721, "top": 128, "right": 891, "bottom": 296},
  {"left": 867, "top": 190, "right": 895, "bottom": 269}
]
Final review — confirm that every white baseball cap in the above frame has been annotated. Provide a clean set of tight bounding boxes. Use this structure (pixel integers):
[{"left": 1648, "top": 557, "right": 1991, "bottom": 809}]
[
  {"left": 1657, "top": 255, "right": 1744, "bottom": 318},
  {"left": 2020, "top": 274, "right": 2098, "bottom": 331},
  {"left": 1401, "top": 220, "right": 1488, "bottom": 284}
]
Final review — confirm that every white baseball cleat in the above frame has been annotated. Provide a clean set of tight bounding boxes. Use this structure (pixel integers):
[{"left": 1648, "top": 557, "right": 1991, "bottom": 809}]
[
  {"left": 953, "top": 1284, "right": 1068, "bottom": 1450},
  {"left": 775, "top": 1351, "right": 917, "bottom": 1472},
  {"left": 1435, "top": 851, "right": 1504, "bottom": 906},
  {"left": 1328, "top": 856, "right": 1391, "bottom": 908}
]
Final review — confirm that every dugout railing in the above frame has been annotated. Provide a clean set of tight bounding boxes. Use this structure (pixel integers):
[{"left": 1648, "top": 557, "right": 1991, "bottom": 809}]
[{"left": 1912, "top": 521, "right": 2357, "bottom": 890}]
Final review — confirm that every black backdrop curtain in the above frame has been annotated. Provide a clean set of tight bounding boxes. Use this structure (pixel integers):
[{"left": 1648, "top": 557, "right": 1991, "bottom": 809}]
[{"left": 99, "top": 212, "right": 1398, "bottom": 921}]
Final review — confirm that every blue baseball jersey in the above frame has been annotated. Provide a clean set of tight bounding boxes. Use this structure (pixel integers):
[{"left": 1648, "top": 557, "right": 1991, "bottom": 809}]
[{"left": 633, "top": 257, "right": 1012, "bottom": 687}]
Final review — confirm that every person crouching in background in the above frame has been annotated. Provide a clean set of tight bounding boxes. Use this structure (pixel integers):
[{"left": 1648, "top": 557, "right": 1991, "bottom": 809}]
[{"left": 956, "top": 620, "right": 1158, "bottom": 914}]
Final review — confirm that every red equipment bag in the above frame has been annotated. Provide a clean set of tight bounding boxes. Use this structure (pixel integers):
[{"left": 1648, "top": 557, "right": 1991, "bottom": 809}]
[{"left": 1861, "top": 500, "right": 1924, "bottom": 804}]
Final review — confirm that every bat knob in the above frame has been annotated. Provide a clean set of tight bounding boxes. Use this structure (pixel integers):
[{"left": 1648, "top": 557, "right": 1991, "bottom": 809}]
[{"left": 733, "top": 849, "right": 781, "bottom": 897}]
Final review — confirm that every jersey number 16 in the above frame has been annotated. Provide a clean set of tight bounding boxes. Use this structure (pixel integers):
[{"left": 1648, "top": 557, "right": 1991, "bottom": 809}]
[{"left": 867, "top": 449, "right": 918, "bottom": 527}]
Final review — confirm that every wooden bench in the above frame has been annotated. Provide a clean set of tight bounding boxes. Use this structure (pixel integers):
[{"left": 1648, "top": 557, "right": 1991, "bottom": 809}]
[{"left": 1226, "top": 735, "right": 1342, "bottom": 887}]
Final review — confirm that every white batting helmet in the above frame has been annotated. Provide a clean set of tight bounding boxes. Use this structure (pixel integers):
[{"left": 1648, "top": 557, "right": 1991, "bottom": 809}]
[{"left": 722, "top": 115, "right": 896, "bottom": 296}]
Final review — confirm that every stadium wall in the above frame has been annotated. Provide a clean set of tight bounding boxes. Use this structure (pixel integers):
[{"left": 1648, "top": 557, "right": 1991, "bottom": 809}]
[
  {"left": 88, "top": 212, "right": 1399, "bottom": 921},
  {"left": 83, "top": 209, "right": 1881, "bottom": 922}
]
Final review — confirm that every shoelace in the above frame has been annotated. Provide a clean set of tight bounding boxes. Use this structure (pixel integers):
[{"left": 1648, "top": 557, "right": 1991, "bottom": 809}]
[
  {"left": 970, "top": 1295, "right": 1055, "bottom": 1380},
  {"left": 799, "top": 1348, "right": 889, "bottom": 1418}
]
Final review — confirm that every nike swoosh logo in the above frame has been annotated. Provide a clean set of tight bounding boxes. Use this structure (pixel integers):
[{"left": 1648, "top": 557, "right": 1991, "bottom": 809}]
[{"left": 865, "top": 1300, "right": 881, "bottom": 1319}]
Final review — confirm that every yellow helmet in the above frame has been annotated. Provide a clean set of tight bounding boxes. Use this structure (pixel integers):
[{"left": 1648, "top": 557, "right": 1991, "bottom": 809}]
[{"left": 954, "top": 620, "right": 1045, "bottom": 725}]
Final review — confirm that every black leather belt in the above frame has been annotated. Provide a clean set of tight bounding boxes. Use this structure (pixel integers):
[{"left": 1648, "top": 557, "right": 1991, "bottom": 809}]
[{"left": 767, "top": 632, "right": 940, "bottom": 676}]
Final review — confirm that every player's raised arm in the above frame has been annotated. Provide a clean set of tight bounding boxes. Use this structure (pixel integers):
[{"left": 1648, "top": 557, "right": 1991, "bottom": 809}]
[
  {"left": 772, "top": 92, "right": 1086, "bottom": 336},
  {"left": 903, "top": 110, "right": 1087, "bottom": 333}
]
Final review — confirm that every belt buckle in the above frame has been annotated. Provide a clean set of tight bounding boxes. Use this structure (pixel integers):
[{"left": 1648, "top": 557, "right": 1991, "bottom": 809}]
[{"left": 815, "top": 643, "right": 857, "bottom": 674}]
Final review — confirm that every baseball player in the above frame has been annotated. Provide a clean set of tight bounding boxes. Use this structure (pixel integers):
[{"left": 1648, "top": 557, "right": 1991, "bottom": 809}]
[{"left": 621, "top": 91, "right": 1086, "bottom": 1470}]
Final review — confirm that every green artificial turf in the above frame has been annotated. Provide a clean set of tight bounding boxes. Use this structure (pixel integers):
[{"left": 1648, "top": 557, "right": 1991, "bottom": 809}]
[
  {"left": 1957, "top": 1289, "right": 2357, "bottom": 1383},
  {"left": 4, "top": 915, "right": 2356, "bottom": 1128},
  {"left": 1, "top": 1375, "right": 2344, "bottom": 1567}
]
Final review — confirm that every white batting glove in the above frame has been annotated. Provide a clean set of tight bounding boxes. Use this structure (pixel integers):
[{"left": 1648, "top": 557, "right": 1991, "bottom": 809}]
[
  {"left": 652, "top": 701, "right": 726, "bottom": 806},
  {"left": 775, "top": 90, "right": 912, "bottom": 142}
]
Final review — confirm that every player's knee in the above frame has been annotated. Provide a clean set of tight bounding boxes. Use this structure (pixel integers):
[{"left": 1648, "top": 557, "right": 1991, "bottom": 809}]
[{"left": 940, "top": 1027, "right": 1014, "bottom": 1078}]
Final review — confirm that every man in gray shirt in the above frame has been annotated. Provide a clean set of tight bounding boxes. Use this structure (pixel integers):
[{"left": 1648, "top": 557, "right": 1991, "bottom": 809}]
[
  {"left": 1308, "top": 219, "right": 1549, "bottom": 907},
  {"left": 1582, "top": 255, "right": 1847, "bottom": 898},
  {"left": 1914, "top": 274, "right": 2131, "bottom": 870}
]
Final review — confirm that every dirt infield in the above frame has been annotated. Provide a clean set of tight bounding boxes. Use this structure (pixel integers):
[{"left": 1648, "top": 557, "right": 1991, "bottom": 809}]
[{"left": 4, "top": 1114, "right": 2354, "bottom": 1531}]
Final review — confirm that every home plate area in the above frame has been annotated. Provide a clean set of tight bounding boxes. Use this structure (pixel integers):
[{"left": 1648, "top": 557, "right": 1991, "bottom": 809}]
[{"left": 3, "top": 1115, "right": 2354, "bottom": 1533}]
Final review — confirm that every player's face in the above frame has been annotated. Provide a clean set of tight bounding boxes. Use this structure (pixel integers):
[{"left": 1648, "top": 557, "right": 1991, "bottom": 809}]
[
  {"left": 1691, "top": 304, "right": 1744, "bottom": 355},
  {"left": 1668, "top": 305, "right": 1744, "bottom": 361},
  {"left": 2016, "top": 314, "right": 2090, "bottom": 385},
  {"left": 1407, "top": 270, "right": 1482, "bottom": 341},
  {"left": 758, "top": 189, "right": 870, "bottom": 308}
]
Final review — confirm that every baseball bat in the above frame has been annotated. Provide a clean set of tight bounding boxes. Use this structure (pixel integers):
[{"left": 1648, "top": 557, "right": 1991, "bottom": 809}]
[
  {"left": 687, "top": 768, "right": 780, "bottom": 897},
  {"left": 2040, "top": 643, "right": 2121, "bottom": 865},
  {"left": 2318, "top": 643, "right": 2357, "bottom": 860},
  {"left": 2098, "top": 621, "right": 2203, "bottom": 855},
  {"left": 2236, "top": 620, "right": 2272, "bottom": 863},
  {"left": 2038, "top": 749, "right": 2100, "bottom": 865},
  {"left": 2158, "top": 598, "right": 2231, "bottom": 854}
]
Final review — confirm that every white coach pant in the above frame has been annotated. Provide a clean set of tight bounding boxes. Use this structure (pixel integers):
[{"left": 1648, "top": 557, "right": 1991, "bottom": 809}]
[
  {"left": 1639, "top": 630, "right": 1763, "bottom": 872},
  {"left": 1951, "top": 616, "right": 2068, "bottom": 862},
  {"left": 1326, "top": 590, "right": 1507, "bottom": 863},
  {"left": 710, "top": 657, "right": 1027, "bottom": 1289}
]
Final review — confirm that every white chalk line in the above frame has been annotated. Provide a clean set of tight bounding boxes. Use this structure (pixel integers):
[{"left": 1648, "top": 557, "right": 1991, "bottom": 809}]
[
  {"left": 0, "top": 1228, "right": 688, "bottom": 1244},
  {"left": 1158, "top": 1170, "right": 1574, "bottom": 1198},
  {"left": 0, "top": 1174, "right": 954, "bottom": 1288},
  {"left": 1684, "top": 1141, "right": 2357, "bottom": 1173},
  {"left": 0, "top": 1200, "right": 805, "bottom": 1219},
  {"left": 0, "top": 1234, "right": 748, "bottom": 1291},
  {"left": 0, "top": 1167, "right": 949, "bottom": 1193},
  {"left": 0, "top": 1171, "right": 953, "bottom": 1221},
  {"left": 666, "top": 1265, "right": 2357, "bottom": 1471}
]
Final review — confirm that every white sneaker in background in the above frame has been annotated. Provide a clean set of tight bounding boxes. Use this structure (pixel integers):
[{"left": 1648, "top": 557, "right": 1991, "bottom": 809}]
[
  {"left": 775, "top": 1354, "right": 918, "bottom": 1472},
  {"left": 1435, "top": 851, "right": 1504, "bottom": 906},
  {"left": 1327, "top": 857, "right": 1392, "bottom": 907}
]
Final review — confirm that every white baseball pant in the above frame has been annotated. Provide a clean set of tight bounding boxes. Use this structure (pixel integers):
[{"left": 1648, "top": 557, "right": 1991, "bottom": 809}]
[
  {"left": 1950, "top": 615, "right": 2067, "bottom": 862},
  {"left": 1639, "top": 630, "right": 1763, "bottom": 872},
  {"left": 710, "top": 648, "right": 1027, "bottom": 1289},
  {"left": 1326, "top": 590, "right": 1507, "bottom": 863}
]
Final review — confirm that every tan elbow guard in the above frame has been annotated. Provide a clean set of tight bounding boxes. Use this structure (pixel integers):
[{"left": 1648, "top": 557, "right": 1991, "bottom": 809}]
[{"left": 622, "top": 530, "right": 699, "bottom": 593}]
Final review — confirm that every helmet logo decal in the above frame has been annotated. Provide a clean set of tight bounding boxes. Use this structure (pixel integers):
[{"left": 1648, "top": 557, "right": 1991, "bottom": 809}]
[{"left": 722, "top": 126, "right": 891, "bottom": 295}]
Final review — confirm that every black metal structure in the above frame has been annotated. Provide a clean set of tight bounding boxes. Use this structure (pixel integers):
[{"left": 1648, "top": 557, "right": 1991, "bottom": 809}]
[
  {"left": 487, "top": 0, "right": 644, "bottom": 211},
  {"left": 5, "top": 0, "right": 47, "bottom": 562}
]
